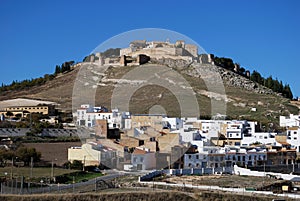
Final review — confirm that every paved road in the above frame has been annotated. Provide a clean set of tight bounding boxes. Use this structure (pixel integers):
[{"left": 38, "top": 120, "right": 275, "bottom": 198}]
[{"left": 1, "top": 170, "right": 127, "bottom": 194}]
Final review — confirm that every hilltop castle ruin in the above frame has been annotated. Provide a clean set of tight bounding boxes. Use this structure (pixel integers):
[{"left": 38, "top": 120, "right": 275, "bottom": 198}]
[{"left": 87, "top": 40, "right": 215, "bottom": 67}]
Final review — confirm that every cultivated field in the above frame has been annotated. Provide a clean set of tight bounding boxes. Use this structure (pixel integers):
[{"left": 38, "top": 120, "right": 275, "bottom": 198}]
[{"left": 23, "top": 142, "right": 82, "bottom": 166}]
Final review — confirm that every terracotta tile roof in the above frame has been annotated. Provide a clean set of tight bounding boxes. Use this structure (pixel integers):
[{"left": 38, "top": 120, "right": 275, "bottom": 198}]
[{"left": 133, "top": 148, "right": 147, "bottom": 155}]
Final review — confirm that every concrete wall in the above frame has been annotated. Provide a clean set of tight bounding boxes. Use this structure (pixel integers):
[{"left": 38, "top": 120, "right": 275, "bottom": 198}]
[
  {"left": 233, "top": 165, "right": 298, "bottom": 180},
  {"left": 68, "top": 144, "right": 100, "bottom": 166}
]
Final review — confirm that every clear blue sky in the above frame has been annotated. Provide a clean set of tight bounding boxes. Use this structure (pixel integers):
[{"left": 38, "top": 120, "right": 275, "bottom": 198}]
[{"left": 0, "top": 0, "right": 299, "bottom": 97}]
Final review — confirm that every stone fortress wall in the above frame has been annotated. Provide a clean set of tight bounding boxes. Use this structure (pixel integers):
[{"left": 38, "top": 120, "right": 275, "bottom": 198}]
[{"left": 86, "top": 39, "right": 216, "bottom": 67}]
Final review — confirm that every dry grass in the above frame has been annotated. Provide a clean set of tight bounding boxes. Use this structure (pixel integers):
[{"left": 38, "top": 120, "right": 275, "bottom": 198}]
[
  {"left": 0, "top": 190, "right": 296, "bottom": 201},
  {"left": 0, "top": 63, "right": 298, "bottom": 126},
  {"left": 163, "top": 175, "right": 278, "bottom": 189},
  {"left": 0, "top": 167, "right": 78, "bottom": 179}
]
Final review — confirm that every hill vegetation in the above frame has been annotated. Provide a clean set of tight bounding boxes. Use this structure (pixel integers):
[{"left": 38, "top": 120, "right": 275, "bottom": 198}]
[
  {"left": 213, "top": 56, "right": 293, "bottom": 99},
  {"left": 0, "top": 61, "right": 75, "bottom": 93},
  {"left": 0, "top": 50, "right": 297, "bottom": 129},
  {"left": 0, "top": 52, "right": 294, "bottom": 100}
]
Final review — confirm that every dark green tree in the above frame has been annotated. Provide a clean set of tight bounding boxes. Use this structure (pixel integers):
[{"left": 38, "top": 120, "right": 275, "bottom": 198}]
[
  {"left": 16, "top": 147, "right": 41, "bottom": 166},
  {"left": 55, "top": 65, "right": 61, "bottom": 74}
]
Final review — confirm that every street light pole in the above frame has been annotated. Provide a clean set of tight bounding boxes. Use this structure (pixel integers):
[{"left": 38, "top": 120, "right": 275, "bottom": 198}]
[
  {"left": 83, "top": 156, "right": 86, "bottom": 171},
  {"left": 51, "top": 160, "right": 54, "bottom": 180},
  {"left": 10, "top": 157, "right": 13, "bottom": 180},
  {"left": 30, "top": 157, "right": 33, "bottom": 179}
]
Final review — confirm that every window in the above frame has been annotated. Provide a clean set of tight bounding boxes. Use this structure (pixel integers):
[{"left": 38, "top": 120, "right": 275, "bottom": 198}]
[
  {"left": 140, "top": 157, "right": 144, "bottom": 162},
  {"left": 188, "top": 155, "right": 192, "bottom": 159},
  {"left": 294, "top": 131, "right": 297, "bottom": 134},
  {"left": 229, "top": 133, "right": 232, "bottom": 137},
  {"left": 196, "top": 155, "right": 199, "bottom": 159},
  {"left": 294, "top": 137, "right": 297, "bottom": 140},
  {"left": 133, "top": 157, "right": 137, "bottom": 163}
]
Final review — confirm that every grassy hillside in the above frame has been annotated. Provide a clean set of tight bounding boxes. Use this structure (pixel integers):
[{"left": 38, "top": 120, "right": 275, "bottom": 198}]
[{"left": 0, "top": 62, "right": 298, "bottom": 128}]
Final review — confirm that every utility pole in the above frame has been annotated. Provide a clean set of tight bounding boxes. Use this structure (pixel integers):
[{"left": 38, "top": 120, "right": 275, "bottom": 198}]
[
  {"left": 30, "top": 157, "right": 33, "bottom": 179},
  {"left": 51, "top": 160, "right": 54, "bottom": 180},
  {"left": 10, "top": 157, "right": 13, "bottom": 180},
  {"left": 83, "top": 156, "right": 86, "bottom": 171},
  {"left": 73, "top": 176, "right": 75, "bottom": 193}
]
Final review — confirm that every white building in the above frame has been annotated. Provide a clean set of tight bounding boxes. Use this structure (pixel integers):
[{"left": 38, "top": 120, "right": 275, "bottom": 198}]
[
  {"left": 68, "top": 142, "right": 117, "bottom": 167},
  {"left": 131, "top": 148, "right": 156, "bottom": 170},
  {"left": 287, "top": 126, "right": 300, "bottom": 152},
  {"left": 226, "top": 120, "right": 255, "bottom": 140},
  {"left": 162, "top": 117, "right": 183, "bottom": 130},
  {"left": 76, "top": 105, "right": 122, "bottom": 128},
  {"left": 184, "top": 151, "right": 208, "bottom": 168},
  {"left": 241, "top": 132, "right": 278, "bottom": 146},
  {"left": 184, "top": 146, "right": 267, "bottom": 168},
  {"left": 280, "top": 114, "right": 300, "bottom": 128}
]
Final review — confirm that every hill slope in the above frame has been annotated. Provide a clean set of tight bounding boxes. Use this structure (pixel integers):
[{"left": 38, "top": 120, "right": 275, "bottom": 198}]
[{"left": 0, "top": 60, "right": 298, "bottom": 128}]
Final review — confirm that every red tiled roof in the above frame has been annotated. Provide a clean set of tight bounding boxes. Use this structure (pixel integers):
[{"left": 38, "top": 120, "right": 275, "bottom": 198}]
[{"left": 133, "top": 148, "right": 147, "bottom": 155}]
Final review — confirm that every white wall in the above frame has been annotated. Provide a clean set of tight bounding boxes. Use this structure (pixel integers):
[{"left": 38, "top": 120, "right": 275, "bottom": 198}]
[
  {"left": 131, "top": 152, "right": 156, "bottom": 170},
  {"left": 280, "top": 114, "right": 300, "bottom": 127},
  {"left": 241, "top": 132, "right": 277, "bottom": 146}
]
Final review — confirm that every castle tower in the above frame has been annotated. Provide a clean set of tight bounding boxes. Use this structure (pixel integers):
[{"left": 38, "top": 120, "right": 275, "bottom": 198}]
[{"left": 96, "top": 52, "right": 103, "bottom": 66}]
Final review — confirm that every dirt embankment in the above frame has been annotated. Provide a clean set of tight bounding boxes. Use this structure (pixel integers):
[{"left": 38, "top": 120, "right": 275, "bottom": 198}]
[{"left": 0, "top": 191, "right": 295, "bottom": 201}]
